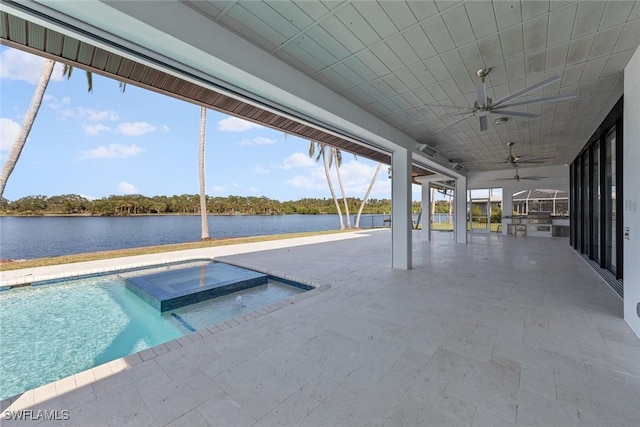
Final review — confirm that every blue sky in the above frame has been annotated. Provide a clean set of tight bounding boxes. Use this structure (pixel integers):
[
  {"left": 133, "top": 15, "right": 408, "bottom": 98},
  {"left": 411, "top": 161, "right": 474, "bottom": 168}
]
[{"left": 1, "top": 46, "right": 427, "bottom": 202}]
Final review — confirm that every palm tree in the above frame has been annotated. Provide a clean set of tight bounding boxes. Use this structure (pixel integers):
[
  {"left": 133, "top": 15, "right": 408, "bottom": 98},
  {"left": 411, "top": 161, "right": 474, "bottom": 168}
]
[
  {"left": 355, "top": 162, "right": 383, "bottom": 228},
  {"left": 0, "top": 59, "right": 55, "bottom": 198},
  {"left": 331, "top": 148, "right": 352, "bottom": 229},
  {"left": 199, "top": 107, "right": 210, "bottom": 240},
  {"left": 62, "top": 64, "right": 126, "bottom": 92},
  {"left": 1, "top": 58, "right": 128, "bottom": 198},
  {"left": 309, "top": 141, "right": 344, "bottom": 230}
]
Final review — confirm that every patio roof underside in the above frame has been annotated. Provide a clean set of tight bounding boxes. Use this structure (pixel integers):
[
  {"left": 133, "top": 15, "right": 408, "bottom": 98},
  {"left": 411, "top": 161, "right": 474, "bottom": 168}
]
[{"left": 0, "top": 11, "right": 433, "bottom": 179}]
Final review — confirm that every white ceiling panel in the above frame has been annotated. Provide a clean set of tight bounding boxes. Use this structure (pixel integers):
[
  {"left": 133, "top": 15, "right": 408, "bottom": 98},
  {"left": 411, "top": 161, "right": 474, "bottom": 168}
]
[
  {"left": 525, "top": 51, "right": 547, "bottom": 75},
  {"left": 548, "top": 3, "right": 578, "bottom": 46},
  {"left": 590, "top": 26, "right": 624, "bottom": 59},
  {"left": 241, "top": 2, "right": 300, "bottom": 38},
  {"left": 439, "top": 50, "right": 467, "bottom": 77},
  {"left": 602, "top": 50, "right": 634, "bottom": 76},
  {"left": 500, "top": 26, "right": 525, "bottom": 60},
  {"left": 356, "top": 49, "right": 391, "bottom": 76},
  {"left": 464, "top": 1, "right": 498, "bottom": 39},
  {"left": 402, "top": 26, "right": 438, "bottom": 60},
  {"left": 385, "top": 36, "right": 421, "bottom": 67},
  {"left": 458, "top": 43, "right": 485, "bottom": 72},
  {"left": 306, "top": 27, "right": 351, "bottom": 60},
  {"left": 370, "top": 43, "right": 405, "bottom": 72},
  {"left": 478, "top": 34, "right": 506, "bottom": 67},
  {"left": 423, "top": 56, "right": 451, "bottom": 81},
  {"left": 566, "top": 35, "right": 595, "bottom": 66},
  {"left": 494, "top": 1, "right": 523, "bottom": 30},
  {"left": 442, "top": 4, "right": 476, "bottom": 47},
  {"left": 267, "top": 1, "right": 315, "bottom": 30},
  {"left": 523, "top": 15, "right": 549, "bottom": 53},
  {"left": 335, "top": 4, "right": 382, "bottom": 46},
  {"left": 294, "top": 0, "right": 332, "bottom": 20},
  {"left": 352, "top": 2, "right": 397, "bottom": 39},
  {"left": 522, "top": 1, "right": 550, "bottom": 21},
  {"left": 319, "top": 16, "right": 366, "bottom": 53},
  {"left": 614, "top": 20, "right": 640, "bottom": 53},
  {"left": 395, "top": 69, "right": 424, "bottom": 91},
  {"left": 380, "top": 1, "right": 418, "bottom": 31},
  {"left": 405, "top": 1, "right": 440, "bottom": 22},
  {"left": 600, "top": 1, "right": 636, "bottom": 29},
  {"left": 546, "top": 43, "right": 570, "bottom": 71},
  {"left": 343, "top": 56, "right": 377, "bottom": 81},
  {"left": 573, "top": 1, "right": 607, "bottom": 38},
  {"left": 422, "top": 17, "right": 456, "bottom": 53}
]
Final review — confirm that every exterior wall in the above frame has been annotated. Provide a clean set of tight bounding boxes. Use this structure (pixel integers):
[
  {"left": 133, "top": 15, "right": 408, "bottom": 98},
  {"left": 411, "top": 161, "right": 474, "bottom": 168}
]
[{"left": 624, "top": 47, "right": 640, "bottom": 338}]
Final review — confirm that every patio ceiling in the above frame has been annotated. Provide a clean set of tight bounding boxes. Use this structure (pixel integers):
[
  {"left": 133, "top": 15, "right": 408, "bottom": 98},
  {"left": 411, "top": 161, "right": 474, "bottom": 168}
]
[
  {"left": 179, "top": 0, "right": 640, "bottom": 171},
  {"left": 2, "top": 1, "right": 639, "bottom": 174}
]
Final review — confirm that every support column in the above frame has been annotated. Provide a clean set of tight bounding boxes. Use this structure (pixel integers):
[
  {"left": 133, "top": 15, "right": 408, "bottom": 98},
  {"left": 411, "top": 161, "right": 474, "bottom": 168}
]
[
  {"left": 422, "top": 181, "right": 432, "bottom": 241},
  {"left": 455, "top": 176, "right": 468, "bottom": 243},
  {"left": 501, "top": 184, "right": 514, "bottom": 235},
  {"left": 392, "top": 148, "right": 412, "bottom": 270}
]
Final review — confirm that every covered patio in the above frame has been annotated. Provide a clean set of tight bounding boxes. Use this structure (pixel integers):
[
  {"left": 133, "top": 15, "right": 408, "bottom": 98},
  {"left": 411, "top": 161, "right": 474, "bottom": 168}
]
[{"left": 2, "top": 230, "right": 638, "bottom": 426}]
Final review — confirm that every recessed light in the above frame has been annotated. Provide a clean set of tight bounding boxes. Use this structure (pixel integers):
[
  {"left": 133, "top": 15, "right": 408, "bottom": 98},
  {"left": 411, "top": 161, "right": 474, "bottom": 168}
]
[{"left": 494, "top": 117, "right": 508, "bottom": 125}]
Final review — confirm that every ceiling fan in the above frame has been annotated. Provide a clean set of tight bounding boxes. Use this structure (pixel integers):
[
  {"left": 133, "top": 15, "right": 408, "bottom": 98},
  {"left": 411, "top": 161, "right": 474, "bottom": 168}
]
[
  {"left": 493, "top": 167, "right": 547, "bottom": 182},
  {"left": 427, "top": 68, "right": 576, "bottom": 132},
  {"left": 501, "top": 142, "right": 552, "bottom": 167}
]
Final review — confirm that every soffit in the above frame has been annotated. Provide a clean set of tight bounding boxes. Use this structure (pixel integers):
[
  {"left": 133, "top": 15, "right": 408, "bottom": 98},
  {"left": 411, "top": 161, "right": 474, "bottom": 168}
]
[{"left": 184, "top": 0, "right": 640, "bottom": 170}]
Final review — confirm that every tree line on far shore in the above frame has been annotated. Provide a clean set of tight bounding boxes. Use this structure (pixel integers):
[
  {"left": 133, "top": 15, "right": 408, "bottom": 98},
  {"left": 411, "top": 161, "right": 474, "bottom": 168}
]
[{"left": 0, "top": 193, "right": 428, "bottom": 216}]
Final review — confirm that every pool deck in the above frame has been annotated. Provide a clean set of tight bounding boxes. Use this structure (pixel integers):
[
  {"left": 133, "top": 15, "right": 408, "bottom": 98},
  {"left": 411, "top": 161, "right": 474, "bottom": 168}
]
[{"left": 2, "top": 229, "right": 639, "bottom": 426}]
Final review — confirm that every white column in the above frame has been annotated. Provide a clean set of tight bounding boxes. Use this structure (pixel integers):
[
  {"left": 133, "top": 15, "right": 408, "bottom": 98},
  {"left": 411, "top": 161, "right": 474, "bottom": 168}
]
[
  {"left": 455, "top": 176, "right": 468, "bottom": 243},
  {"left": 502, "top": 184, "right": 514, "bottom": 235},
  {"left": 422, "top": 181, "right": 432, "bottom": 241},
  {"left": 392, "top": 148, "right": 412, "bottom": 270}
]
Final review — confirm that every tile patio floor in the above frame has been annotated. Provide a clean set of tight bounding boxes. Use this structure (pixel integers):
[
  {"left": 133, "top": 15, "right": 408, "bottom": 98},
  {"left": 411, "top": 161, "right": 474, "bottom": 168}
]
[{"left": 1, "top": 229, "right": 639, "bottom": 426}]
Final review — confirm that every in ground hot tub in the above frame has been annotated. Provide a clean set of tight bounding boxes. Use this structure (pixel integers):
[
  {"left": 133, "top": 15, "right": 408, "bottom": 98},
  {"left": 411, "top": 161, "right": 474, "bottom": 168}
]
[{"left": 125, "top": 262, "right": 268, "bottom": 311}]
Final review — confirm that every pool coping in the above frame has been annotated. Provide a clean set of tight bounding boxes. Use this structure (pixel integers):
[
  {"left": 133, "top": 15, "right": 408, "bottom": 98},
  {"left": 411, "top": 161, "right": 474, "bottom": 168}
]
[{"left": 0, "top": 258, "right": 331, "bottom": 408}]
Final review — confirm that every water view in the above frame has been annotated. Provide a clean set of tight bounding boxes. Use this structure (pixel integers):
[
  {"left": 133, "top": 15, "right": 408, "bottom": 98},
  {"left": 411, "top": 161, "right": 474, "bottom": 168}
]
[{"left": 0, "top": 214, "right": 389, "bottom": 260}]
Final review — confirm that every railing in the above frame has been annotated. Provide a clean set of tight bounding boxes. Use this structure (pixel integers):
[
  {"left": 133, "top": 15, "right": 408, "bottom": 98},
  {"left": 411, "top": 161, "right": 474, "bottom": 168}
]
[{"left": 357, "top": 214, "right": 392, "bottom": 229}]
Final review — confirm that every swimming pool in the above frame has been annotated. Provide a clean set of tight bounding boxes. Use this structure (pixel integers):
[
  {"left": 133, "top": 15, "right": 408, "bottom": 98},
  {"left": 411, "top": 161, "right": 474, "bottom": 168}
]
[{"left": 0, "top": 261, "right": 308, "bottom": 400}]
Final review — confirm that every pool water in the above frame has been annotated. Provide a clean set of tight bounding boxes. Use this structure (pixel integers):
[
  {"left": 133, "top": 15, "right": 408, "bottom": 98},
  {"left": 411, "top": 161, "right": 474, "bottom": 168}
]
[{"left": 0, "top": 267, "right": 305, "bottom": 400}]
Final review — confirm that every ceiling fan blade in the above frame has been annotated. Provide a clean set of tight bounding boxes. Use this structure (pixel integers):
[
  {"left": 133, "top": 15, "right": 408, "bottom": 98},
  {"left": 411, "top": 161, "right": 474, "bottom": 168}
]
[
  {"left": 492, "top": 76, "right": 561, "bottom": 108},
  {"left": 424, "top": 104, "right": 471, "bottom": 110},
  {"left": 476, "top": 82, "right": 487, "bottom": 106},
  {"left": 515, "top": 160, "right": 547, "bottom": 164},
  {"left": 479, "top": 115, "right": 488, "bottom": 131},
  {"left": 435, "top": 113, "right": 475, "bottom": 133},
  {"left": 492, "top": 110, "right": 540, "bottom": 118},
  {"left": 496, "top": 93, "right": 577, "bottom": 109}
]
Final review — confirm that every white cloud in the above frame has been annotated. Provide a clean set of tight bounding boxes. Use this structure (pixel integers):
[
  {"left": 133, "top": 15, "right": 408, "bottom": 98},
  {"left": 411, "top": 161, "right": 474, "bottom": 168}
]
[
  {"left": 118, "top": 182, "right": 137, "bottom": 194},
  {"left": 79, "top": 144, "right": 142, "bottom": 160},
  {"left": 116, "top": 122, "right": 157, "bottom": 136},
  {"left": 254, "top": 165, "right": 270, "bottom": 174},
  {"left": 0, "top": 48, "right": 64, "bottom": 84},
  {"left": 82, "top": 108, "right": 119, "bottom": 122},
  {"left": 160, "top": 124, "right": 170, "bottom": 132},
  {"left": 249, "top": 187, "right": 259, "bottom": 193},
  {"left": 217, "top": 117, "right": 262, "bottom": 132},
  {"left": 0, "top": 118, "right": 21, "bottom": 151},
  {"left": 280, "top": 152, "right": 315, "bottom": 169},
  {"left": 52, "top": 104, "right": 119, "bottom": 122},
  {"left": 236, "top": 136, "right": 277, "bottom": 146},
  {"left": 211, "top": 185, "right": 225, "bottom": 192},
  {"left": 286, "top": 160, "right": 390, "bottom": 196},
  {"left": 84, "top": 124, "right": 110, "bottom": 135}
]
